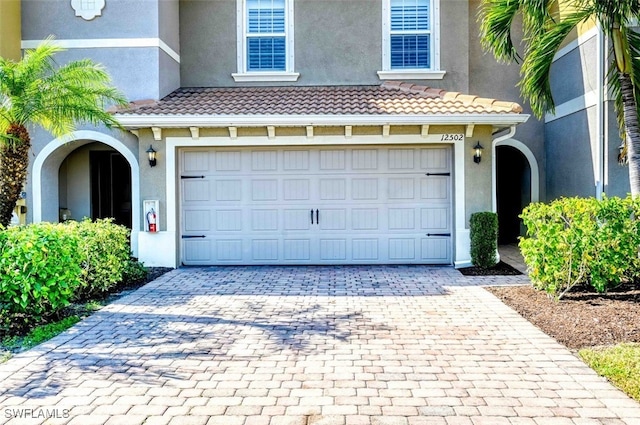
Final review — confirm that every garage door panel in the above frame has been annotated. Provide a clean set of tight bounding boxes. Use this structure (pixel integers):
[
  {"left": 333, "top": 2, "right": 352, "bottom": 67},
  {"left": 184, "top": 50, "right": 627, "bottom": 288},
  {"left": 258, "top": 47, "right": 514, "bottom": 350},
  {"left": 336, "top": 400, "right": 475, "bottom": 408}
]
[
  {"left": 252, "top": 209, "right": 279, "bottom": 231},
  {"left": 421, "top": 147, "right": 450, "bottom": 170},
  {"left": 421, "top": 238, "right": 450, "bottom": 262},
  {"left": 215, "top": 151, "right": 242, "bottom": 171},
  {"left": 352, "top": 209, "right": 379, "bottom": 230},
  {"left": 252, "top": 239, "right": 279, "bottom": 261},
  {"left": 352, "top": 179, "right": 379, "bottom": 200},
  {"left": 284, "top": 209, "right": 311, "bottom": 230},
  {"left": 215, "top": 210, "right": 243, "bottom": 231},
  {"left": 252, "top": 150, "right": 278, "bottom": 171},
  {"left": 283, "top": 179, "right": 310, "bottom": 200},
  {"left": 283, "top": 150, "right": 310, "bottom": 170},
  {"left": 421, "top": 207, "right": 450, "bottom": 230},
  {"left": 319, "top": 209, "right": 347, "bottom": 230},
  {"left": 216, "top": 240, "right": 243, "bottom": 261},
  {"left": 389, "top": 238, "right": 416, "bottom": 260},
  {"left": 320, "top": 150, "right": 346, "bottom": 170},
  {"left": 284, "top": 239, "right": 311, "bottom": 260},
  {"left": 389, "top": 178, "right": 415, "bottom": 199},
  {"left": 421, "top": 177, "right": 449, "bottom": 200},
  {"left": 319, "top": 179, "right": 346, "bottom": 200},
  {"left": 215, "top": 180, "right": 242, "bottom": 201},
  {"left": 388, "top": 208, "right": 415, "bottom": 230},
  {"left": 183, "top": 180, "right": 210, "bottom": 202},
  {"left": 389, "top": 149, "right": 415, "bottom": 169},
  {"left": 184, "top": 239, "right": 211, "bottom": 263},
  {"left": 320, "top": 239, "right": 347, "bottom": 260},
  {"left": 184, "top": 209, "right": 211, "bottom": 231},
  {"left": 252, "top": 180, "right": 278, "bottom": 201},
  {"left": 352, "top": 239, "right": 379, "bottom": 260},
  {"left": 183, "top": 151, "right": 210, "bottom": 172},
  {"left": 352, "top": 149, "right": 378, "bottom": 169}
]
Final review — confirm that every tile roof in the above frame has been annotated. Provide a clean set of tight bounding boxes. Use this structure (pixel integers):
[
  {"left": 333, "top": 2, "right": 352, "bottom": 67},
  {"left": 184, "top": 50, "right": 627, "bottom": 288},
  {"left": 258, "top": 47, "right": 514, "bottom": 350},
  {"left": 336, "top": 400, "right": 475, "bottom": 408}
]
[{"left": 116, "top": 82, "right": 523, "bottom": 117}]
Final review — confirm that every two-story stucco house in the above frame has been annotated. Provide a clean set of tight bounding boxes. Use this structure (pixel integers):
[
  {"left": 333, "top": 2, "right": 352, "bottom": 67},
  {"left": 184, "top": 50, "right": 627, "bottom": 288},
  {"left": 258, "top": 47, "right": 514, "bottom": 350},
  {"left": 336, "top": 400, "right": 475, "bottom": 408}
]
[{"left": 6, "top": 0, "right": 559, "bottom": 268}]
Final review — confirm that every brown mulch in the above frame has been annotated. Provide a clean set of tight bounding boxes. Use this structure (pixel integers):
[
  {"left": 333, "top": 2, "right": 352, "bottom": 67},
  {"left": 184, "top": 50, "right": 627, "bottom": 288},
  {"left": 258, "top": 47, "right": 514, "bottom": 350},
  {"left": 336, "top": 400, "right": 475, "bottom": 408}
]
[
  {"left": 458, "top": 261, "right": 523, "bottom": 276},
  {"left": 487, "top": 283, "right": 640, "bottom": 350}
]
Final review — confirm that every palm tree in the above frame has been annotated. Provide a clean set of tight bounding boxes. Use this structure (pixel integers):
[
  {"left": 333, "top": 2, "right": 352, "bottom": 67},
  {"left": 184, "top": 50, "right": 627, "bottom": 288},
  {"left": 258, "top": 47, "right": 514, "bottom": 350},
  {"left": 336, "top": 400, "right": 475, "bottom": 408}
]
[
  {"left": 479, "top": 0, "right": 640, "bottom": 195},
  {"left": 0, "top": 38, "right": 127, "bottom": 226}
]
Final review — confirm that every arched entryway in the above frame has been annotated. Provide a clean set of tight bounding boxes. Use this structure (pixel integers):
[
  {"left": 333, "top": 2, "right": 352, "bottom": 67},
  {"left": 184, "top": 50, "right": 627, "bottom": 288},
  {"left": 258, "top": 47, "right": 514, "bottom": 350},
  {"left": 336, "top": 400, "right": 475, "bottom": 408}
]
[
  {"left": 58, "top": 143, "right": 132, "bottom": 228},
  {"left": 32, "top": 130, "right": 140, "bottom": 255},
  {"left": 495, "top": 140, "right": 539, "bottom": 244}
]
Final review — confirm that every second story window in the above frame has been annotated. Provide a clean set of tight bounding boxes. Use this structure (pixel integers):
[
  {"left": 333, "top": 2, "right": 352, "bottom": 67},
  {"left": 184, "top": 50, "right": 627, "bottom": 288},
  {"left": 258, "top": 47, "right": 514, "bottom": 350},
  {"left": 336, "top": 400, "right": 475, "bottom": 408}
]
[
  {"left": 390, "top": 0, "right": 430, "bottom": 69},
  {"left": 233, "top": 0, "right": 299, "bottom": 82},
  {"left": 247, "top": 0, "right": 286, "bottom": 71},
  {"left": 379, "top": 0, "right": 444, "bottom": 80}
]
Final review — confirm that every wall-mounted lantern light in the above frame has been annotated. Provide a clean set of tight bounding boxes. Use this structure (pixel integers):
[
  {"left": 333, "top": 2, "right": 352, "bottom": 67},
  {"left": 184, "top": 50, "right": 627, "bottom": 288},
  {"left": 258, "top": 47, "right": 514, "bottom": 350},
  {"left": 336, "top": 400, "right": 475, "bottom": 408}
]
[
  {"left": 473, "top": 142, "right": 484, "bottom": 164},
  {"left": 146, "top": 145, "right": 157, "bottom": 167}
]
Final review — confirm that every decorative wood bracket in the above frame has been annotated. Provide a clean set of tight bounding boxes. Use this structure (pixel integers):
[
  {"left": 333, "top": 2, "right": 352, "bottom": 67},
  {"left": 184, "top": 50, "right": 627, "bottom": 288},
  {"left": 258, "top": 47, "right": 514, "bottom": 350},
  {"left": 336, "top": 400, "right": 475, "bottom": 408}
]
[{"left": 151, "top": 127, "right": 162, "bottom": 141}]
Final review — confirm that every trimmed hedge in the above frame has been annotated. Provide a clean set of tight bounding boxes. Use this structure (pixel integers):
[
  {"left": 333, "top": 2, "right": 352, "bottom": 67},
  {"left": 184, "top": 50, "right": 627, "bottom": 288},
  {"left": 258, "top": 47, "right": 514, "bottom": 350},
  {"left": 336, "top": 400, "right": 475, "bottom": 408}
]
[
  {"left": 0, "top": 219, "right": 139, "bottom": 323},
  {"left": 470, "top": 212, "right": 499, "bottom": 268},
  {"left": 520, "top": 195, "right": 640, "bottom": 300}
]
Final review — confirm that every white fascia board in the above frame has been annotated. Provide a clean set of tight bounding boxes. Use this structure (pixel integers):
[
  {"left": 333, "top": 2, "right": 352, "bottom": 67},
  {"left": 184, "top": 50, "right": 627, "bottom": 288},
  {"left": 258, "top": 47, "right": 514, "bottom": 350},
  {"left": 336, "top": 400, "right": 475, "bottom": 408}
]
[{"left": 116, "top": 114, "right": 530, "bottom": 128}]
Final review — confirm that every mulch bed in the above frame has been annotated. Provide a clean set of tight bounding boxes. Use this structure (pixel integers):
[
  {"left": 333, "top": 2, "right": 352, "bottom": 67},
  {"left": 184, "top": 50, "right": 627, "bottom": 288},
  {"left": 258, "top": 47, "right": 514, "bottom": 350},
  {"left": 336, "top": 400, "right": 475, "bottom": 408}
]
[
  {"left": 458, "top": 261, "right": 523, "bottom": 276},
  {"left": 487, "top": 283, "right": 640, "bottom": 350}
]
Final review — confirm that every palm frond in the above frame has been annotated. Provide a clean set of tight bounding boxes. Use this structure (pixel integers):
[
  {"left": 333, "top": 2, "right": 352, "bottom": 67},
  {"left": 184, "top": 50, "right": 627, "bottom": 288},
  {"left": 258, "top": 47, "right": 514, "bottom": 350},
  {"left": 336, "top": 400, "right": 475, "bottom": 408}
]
[
  {"left": 479, "top": 0, "right": 524, "bottom": 62},
  {"left": 518, "top": 8, "right": 591, "bottom": 117}
]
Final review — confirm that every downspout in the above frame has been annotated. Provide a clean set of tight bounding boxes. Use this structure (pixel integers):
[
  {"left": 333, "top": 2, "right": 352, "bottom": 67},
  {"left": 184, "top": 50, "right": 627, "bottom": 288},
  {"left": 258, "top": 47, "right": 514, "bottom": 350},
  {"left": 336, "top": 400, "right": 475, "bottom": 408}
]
[
  {"left": 596, "top": 24, "right": 605, "bottom": 199},
  {"left": 491, "top": 125, "right": 517, "bottom": 213}
]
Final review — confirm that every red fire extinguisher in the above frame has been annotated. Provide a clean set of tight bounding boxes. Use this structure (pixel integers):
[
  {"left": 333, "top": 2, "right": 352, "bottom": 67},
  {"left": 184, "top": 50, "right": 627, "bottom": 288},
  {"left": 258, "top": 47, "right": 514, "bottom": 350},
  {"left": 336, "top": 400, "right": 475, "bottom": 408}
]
[{"left": 146, "top": 208, "right": 157, "bottom": 232}]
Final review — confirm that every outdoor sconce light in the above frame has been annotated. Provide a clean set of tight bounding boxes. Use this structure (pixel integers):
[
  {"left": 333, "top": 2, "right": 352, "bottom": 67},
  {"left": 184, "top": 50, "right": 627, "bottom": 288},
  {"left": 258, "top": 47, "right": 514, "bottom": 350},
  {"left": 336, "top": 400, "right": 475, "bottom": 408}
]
[
  {"left": 473, "top": 142, "right": 484, "bottom": 164},
  {"left": 146, "top": 145, "right": 157, "bottom": 167}
]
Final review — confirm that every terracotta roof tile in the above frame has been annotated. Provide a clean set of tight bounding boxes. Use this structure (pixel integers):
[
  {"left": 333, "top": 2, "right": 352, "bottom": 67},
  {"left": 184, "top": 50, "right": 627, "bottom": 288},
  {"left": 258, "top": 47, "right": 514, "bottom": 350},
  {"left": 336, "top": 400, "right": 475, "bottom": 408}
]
[{"left": 115, "top": 83, "right": 522, "bottom": 117}]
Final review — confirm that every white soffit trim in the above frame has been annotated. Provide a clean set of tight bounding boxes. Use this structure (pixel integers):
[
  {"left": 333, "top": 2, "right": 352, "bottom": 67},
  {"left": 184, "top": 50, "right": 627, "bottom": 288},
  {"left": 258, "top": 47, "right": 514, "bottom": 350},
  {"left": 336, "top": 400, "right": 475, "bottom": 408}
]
[
  {"left": 21, "top": 38, "right": 181, "bottom": 63},
  {"left": 545, "top": 90, "right": 598, "bottom": 122},
  {"left": 117, "top": 114, "right": 530, "bottom": 128},
  {"left": 553, "top": 26, "right": 599, "bottom": 62}
]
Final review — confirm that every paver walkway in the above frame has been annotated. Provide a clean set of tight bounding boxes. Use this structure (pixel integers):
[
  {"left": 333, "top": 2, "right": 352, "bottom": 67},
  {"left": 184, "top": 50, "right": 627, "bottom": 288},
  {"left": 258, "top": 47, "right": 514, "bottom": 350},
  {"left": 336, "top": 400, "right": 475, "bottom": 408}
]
[{"left": 0, "top": 266, "right": 638, "bottom": 425}]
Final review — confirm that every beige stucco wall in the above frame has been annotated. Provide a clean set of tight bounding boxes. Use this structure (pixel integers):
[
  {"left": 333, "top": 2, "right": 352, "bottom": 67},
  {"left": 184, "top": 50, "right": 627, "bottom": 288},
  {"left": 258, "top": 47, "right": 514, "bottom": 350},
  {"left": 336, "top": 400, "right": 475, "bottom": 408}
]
[{"left": 0, "top": 0, "right": 21, "bottom": 60}]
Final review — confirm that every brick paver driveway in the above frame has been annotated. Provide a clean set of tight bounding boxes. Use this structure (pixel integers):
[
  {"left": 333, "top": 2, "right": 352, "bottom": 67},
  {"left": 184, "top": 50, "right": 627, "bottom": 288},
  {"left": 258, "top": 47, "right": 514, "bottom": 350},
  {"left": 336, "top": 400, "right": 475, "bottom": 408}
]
[{"left": 1, "top": 266, "right": 639, "bottom": 425}]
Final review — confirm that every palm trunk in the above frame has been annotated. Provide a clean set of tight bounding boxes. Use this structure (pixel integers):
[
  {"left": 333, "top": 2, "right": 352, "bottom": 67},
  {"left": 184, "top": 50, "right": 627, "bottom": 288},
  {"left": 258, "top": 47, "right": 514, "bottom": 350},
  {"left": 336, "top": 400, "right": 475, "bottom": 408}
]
[
  {"left": 619, "top": 72, "right": 640, "bottom": 197},
  {"left": 0, "top": 124, "right": 31, "bottom": 227}
]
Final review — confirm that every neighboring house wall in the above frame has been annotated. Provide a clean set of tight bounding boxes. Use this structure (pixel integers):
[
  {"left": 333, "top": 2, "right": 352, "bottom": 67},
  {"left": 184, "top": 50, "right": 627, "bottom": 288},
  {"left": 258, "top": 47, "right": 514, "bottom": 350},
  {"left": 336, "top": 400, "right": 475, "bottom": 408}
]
[
  {"left": 0, "top": 0, "right": 21, "bottom": 60},
  {"left": 545, "top": 27, "right": 631, "bottom": 200}
]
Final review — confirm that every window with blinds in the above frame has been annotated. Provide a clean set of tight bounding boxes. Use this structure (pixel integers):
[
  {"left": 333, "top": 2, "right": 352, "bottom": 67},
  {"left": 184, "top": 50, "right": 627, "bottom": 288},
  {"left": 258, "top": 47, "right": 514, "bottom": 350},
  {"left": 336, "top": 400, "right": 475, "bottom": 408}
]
[
  {"left": 389, "top": 0, "right": 431, "bottom": 69},
  {"left": 246, "top": 0, "right": 286, "bottom": 71}
]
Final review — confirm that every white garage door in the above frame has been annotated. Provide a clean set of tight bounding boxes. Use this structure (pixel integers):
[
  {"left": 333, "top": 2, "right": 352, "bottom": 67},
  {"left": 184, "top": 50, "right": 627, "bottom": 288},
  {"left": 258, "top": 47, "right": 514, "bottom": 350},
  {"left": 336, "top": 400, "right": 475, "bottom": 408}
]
[{"left": 179, "top": 146, "right": 452, "bottom": 265}]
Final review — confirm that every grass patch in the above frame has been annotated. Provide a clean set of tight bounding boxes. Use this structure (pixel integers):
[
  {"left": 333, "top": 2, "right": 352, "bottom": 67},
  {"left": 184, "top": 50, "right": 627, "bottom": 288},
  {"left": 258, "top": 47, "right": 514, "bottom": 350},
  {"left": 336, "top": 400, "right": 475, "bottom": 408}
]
[
  {"left": 579, "top": 343, "right": 640, "bottom": 402},
  {"left": 2, "top": 316, "right": 81, "bottom": 353}
]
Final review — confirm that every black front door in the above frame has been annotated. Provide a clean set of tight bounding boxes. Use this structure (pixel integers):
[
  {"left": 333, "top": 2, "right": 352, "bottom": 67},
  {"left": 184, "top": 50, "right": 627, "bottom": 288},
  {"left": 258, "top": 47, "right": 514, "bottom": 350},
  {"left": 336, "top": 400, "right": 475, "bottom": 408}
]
[{"left": 90, "top": 151, "right": 132, "bottom": 228}]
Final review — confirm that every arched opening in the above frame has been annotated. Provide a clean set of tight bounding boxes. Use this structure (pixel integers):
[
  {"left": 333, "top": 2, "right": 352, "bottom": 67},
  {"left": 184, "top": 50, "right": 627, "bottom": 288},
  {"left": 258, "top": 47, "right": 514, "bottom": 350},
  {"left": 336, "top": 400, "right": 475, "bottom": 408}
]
[
  {"left": 58, "top": 142, "right": 132, "bottom": 228},
  {"left": 497, "top": 145, "right": 531, "bottom": 244}
]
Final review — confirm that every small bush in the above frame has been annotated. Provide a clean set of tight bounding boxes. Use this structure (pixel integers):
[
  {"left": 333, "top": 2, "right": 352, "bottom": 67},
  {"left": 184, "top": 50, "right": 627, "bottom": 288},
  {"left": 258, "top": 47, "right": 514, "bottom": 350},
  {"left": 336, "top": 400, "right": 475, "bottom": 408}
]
[
  {"left": 122, "top": 258, "right": 148, "bottom": 284},
  {"left": 0, "top": 223, "right": 83, "bottom": 321},
  {"left": 470, "top": 212, "right": 499, "bottom": 268},
  {"left": 519, "top": 195, "right": 640, "bottom": 299},
  {"left": 70, "top": 219, "right": 132, "bottom": 300}
]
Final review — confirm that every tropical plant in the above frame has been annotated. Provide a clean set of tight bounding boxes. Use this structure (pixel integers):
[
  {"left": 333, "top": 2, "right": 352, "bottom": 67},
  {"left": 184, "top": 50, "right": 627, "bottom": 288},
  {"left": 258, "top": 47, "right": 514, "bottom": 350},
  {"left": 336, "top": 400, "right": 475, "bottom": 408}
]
[
  {"left": 0, "top": 37, "right": 127, "bottom": 226},
  {"left": 479, "top": 0, "right": 640, "bottom": 195}
]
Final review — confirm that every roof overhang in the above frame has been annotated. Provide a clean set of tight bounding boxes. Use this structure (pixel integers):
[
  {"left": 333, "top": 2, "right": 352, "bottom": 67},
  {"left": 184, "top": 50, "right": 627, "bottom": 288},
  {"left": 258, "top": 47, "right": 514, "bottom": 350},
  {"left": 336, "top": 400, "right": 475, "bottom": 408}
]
[{"left": 116, "top": 113, "right": 530, "bottom": 131}]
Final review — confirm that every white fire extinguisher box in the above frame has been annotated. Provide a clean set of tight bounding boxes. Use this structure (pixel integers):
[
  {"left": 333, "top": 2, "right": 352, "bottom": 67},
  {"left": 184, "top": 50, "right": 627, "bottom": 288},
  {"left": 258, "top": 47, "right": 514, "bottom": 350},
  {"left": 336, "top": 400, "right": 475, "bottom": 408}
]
[{"left": 143, "top": 200, "right": 160, "bottom": 232}]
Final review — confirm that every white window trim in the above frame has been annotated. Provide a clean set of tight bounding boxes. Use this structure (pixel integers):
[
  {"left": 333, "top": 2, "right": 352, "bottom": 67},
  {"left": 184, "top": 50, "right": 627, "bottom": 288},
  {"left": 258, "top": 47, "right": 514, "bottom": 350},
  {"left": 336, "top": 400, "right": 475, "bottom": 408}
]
[
  {"left": 233, "top": 0, "right": 299, "bottom": 82},
  {"left": 379, "top": 0, "right": 444, "bottom": 80}
]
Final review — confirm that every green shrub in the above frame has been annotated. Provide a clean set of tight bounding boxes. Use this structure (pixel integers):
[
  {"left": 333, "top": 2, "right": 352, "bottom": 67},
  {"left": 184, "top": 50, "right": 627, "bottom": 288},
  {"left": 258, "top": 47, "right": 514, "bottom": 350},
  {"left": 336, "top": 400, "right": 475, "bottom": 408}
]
[
  {"left": 0, "top": 223, "right": 83, "bottom": 321},
  {"left": 122, "top": 258, "right": 148, "bottom": 284},
  {"left": 519, "top": 195, "right": 640, "bottom": 300},
  {"left": 70, "top": 219, "right": 131, "bottom": 300},
  {"left": 470, "top": 212, "right": 499, "bottom": 268}
]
